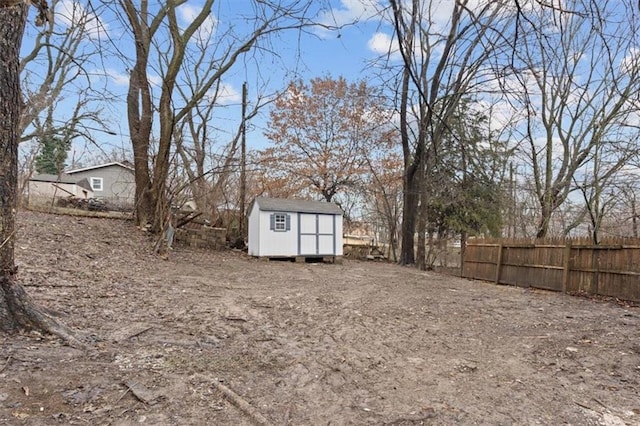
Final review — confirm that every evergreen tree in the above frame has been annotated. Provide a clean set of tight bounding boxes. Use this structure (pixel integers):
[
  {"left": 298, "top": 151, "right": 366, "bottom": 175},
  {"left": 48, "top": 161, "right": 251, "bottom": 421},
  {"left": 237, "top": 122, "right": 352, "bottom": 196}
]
[
  {"left": 35, "top": 135, "right": 69, "bottom": 175},
  {"left": 426, "top": 98, "right": 508, "bottom": 239}
]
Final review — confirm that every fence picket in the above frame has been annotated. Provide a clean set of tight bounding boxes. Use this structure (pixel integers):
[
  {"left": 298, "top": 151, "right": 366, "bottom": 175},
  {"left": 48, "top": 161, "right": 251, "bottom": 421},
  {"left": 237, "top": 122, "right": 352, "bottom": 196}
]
[{"left": 462, "top": 237, "right": 640, "bottom": 302}]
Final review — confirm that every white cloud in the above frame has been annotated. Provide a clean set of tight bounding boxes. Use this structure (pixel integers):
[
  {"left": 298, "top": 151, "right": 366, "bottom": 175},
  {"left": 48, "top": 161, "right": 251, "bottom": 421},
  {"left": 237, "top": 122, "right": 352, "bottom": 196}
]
[
  {"left": 620, "top": 47, "right": 640, "bottom": 76},
  {"left": 367, "top": 1, "right": 498, "bottom": 61},
  {"left": 177, "top": 4, "right": 217, "bottom": 42},
  {"left": 218, "top": 83, "right": 241, "bottom": 104},
  {"left": 315, "top": 0, "right": 382, "bottom": 38},
  {"left": 148, "top": 75, "right": 163, "bottom": 88},
  {"left": 367, "top": 32, "right": 400, "bottom": 59},
  {"left": 103, "top": 69, "right": 162, "bottom": 88},
  {"left": 104, "top": 68, "right": 129, "bottom": 86},
  {"left": 474, "top": 98, "right": 515, "bottom": 133},
  {"left": 367, "top": 32, "right": 412, "bottom": 65},
  {"left": 55, "top": 0, "right": 109, "bottom": 40},
  {"left": 206, "top": 83, "right": 241, "bottom": 105},
  {"left": 320, "top": 0, "right": 382, "bottom": 27}
]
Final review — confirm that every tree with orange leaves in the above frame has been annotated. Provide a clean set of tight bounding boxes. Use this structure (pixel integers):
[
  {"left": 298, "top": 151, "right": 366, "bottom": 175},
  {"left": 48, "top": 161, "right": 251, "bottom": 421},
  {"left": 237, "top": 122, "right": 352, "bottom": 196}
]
[{"left": 259, "top": 76, "right": 392, "bottom": 203}]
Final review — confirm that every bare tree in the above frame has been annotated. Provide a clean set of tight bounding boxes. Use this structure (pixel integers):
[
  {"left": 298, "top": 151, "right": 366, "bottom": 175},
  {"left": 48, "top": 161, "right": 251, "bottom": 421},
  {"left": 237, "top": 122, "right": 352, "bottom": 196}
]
[
  {"left": 388, "top": 0, "right": 510, "bottom": 268},
  {"left": 575, "top": 138, "right": 634, "bottom": 243},
  {"left": 1, "top": 0, "right": 80, "bottom": 343},
  {"left": 615, "top": 177, "right": 640, "bottom": 238},
  {"left": 174, "top": 77, "right": 265, "bottom": 222},
  {"left": 16, "top": 0, "right": 115, "bottom": 207},
  {"left": 20, "top": 0, "right": 112, "bottom": 144},
  {"left": 116, "top": 0, "right": 337, "bottom": 233},
  {"left": 508, "top": 0, "right": 640, "bottom": 238},
  {"left": 361, "top": 147, "right": 403, "bottom": 261}
]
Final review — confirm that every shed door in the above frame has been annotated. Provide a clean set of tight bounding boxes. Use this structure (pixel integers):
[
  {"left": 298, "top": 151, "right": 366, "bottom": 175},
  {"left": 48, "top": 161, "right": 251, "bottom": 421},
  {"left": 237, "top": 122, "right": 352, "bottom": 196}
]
[{"left": 298, "top": 213, "right": 336, "bottom": 256}]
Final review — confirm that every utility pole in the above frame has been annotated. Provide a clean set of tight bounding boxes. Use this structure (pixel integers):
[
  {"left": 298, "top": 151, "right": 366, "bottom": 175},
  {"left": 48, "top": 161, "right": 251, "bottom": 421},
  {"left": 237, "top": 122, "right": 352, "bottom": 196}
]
[{"left": 239, "top": 82, "right": 247, "bottom": 238}]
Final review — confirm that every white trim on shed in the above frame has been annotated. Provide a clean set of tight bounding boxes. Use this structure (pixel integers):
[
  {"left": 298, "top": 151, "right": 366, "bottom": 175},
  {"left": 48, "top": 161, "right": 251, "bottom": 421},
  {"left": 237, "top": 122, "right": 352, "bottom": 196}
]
[{"left": 248, "top": 197, "right": 343, "bottom": 258}]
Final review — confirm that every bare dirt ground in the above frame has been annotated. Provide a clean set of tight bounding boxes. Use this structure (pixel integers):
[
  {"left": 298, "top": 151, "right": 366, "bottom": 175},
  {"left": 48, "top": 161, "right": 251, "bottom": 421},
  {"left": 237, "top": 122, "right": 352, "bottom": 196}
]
[{"left": 1, "top": 210, "right": 639, "bottom": 425}]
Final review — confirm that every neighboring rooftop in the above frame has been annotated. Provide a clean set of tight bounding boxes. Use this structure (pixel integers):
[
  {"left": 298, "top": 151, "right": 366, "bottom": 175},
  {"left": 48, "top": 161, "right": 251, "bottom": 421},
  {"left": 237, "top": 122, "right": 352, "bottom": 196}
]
[
  {"left": 29, "top": 174, "right": 93, "bottom": 191},
  {"left": 30, "top": 173, "right": 77, "bottom": 184},
  {"left": 66, "top": 162, "right": 134, "bottom": 174}
]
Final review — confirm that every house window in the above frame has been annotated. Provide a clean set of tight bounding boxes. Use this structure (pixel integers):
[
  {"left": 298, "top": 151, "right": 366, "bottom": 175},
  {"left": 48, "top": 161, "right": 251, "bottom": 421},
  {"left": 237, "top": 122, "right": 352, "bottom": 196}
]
[
  {"left": 270, "top": 213, "right": 291, "bottom": 232},
  {"left": 90, "top": 177, "right": 103, "bottom": 191}
]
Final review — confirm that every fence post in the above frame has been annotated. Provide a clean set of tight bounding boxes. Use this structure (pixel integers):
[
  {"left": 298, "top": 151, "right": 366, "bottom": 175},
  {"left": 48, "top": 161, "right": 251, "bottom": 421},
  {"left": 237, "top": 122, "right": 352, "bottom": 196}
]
[
  {"left": 494, "top": 244, "right": 503, "bottom": 284},
  {"left": 592, "top": 249, "right": 600, "bottom": 296},
  {"left": 562, "top": 242, "right": 571, "bottom": 294}
]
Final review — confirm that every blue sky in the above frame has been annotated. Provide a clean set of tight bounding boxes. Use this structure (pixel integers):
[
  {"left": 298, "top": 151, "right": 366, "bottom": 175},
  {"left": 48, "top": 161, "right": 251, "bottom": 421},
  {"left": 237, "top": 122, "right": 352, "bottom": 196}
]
[
  {"left": 19, "top": 0, "right": 394, "bottom": 163},
  {"left": 21, "top": 1, "right": 640, "bottom": 158},
  {"left": 27, "top": 0, "right": 638, "bottom": 171},
  {"left": 19, "top": 0, "right": 640, "bottom": 236}
]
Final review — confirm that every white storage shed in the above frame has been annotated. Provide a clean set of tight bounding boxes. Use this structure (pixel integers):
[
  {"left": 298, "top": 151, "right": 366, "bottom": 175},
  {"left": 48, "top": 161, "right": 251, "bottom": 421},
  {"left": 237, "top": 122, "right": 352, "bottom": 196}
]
[{"left": 248, "top": 197, "right": 344, "bottom": 260}]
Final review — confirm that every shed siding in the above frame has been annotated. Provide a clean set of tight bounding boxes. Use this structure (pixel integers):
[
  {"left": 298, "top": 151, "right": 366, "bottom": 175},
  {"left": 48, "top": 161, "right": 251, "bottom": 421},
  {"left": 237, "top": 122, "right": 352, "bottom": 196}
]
[
  {"left": 248, "top": 197, "right": 343, "bottom": 258},
  {"left": 247, "top": 204, "right": 261, "bottom": 256},
  {"left": 300, "top": 234, "right": 316, "bottom": 255},
  {"left": 334, "top": 215, "right": 344, "bottom": 256},
  {"left": 258, "top": 210, "right": 299, "bottom": 256},
  {"left": 299, "top": 213, "right": 316, "bottom": 233}
]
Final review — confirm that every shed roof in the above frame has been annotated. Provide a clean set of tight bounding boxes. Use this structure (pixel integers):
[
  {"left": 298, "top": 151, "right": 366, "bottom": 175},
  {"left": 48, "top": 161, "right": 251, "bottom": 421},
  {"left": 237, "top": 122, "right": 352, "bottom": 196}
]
[{"left": 253, "top": 197, "right": 343, "bottom": 215}]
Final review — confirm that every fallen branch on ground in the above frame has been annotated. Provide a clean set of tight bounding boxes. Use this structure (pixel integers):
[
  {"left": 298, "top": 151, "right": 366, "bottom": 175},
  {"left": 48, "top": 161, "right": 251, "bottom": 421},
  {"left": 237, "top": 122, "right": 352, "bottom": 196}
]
[
  {"left": 110, "top": 324, "right": 152, "bottom": 343},
  {"left": 22, "top": 283, "right": 79, "bottom": 288},
  {"left": 0, "top": 355, "right": 12, "bottom": 373},
  {"left": 213, "top": 379, "right": 271, "bottom": 425}
]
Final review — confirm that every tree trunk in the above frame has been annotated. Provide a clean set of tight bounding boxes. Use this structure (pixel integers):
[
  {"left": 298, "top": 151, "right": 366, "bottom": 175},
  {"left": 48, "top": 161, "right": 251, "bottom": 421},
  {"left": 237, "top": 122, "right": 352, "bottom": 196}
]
[
  {"left": 0, "top": 2, "right": 80, "bottom": 345},
  {"left": 415, "top": 104, "right": 433, "bottom": 271},
  {"left": 536, "top": 200, "right": 552, "bottom": 238},
  {"left": 121, "top": 0, "right": 155, "bottom": 230},
  {"left": 128, "top": 49, "right": 154, "bottom": 229},
  {"left": 398, "top": 62, "right": 416, "bottom": 266},
  {"left": 386, "top": 204, "right": 398, "bottom": 262},
  {"left": 415, "top": 169, "right": 427, "bottom": 270},
  {"left": 399, "top": 164, "right": 418, "bottom": 265},
  {"left": 0, "top": 2, "right": 26, "bottom": 331}
]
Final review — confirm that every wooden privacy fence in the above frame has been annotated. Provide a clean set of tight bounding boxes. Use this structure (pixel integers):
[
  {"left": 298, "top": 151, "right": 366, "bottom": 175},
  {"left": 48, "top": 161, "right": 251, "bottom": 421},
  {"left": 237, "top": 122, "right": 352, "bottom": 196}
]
[{"left": 462, "top": 237, "right": 640, "bottom": 302}]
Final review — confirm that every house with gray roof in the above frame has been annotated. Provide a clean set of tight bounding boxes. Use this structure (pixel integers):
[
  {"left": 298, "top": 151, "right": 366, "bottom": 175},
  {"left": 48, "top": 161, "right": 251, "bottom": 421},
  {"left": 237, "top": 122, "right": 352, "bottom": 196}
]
[
  {"left": 66, "top": 162, "right": 135, "bottom": 208},
  {"left": 247, "top": 197, "right": 343, "bottom": 261}
]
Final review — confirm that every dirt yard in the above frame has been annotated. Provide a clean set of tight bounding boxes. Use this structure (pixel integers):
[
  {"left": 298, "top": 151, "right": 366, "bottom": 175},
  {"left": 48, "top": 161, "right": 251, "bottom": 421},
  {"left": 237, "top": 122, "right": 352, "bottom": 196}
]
[{"left": 1, "top": 210, "right": 639, "bottom": 425}]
